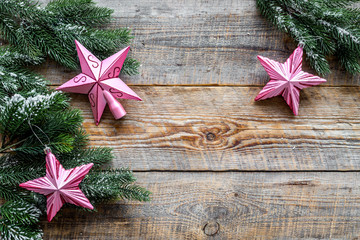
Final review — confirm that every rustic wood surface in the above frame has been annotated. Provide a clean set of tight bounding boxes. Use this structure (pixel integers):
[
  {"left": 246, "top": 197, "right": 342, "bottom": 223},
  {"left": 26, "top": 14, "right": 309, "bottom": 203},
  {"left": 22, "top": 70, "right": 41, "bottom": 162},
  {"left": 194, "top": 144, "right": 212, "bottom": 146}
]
[
  {"left": 38, "top": 0, "right": 360, "bottom": 239},
  {"left": 38, "top": 0, "right": 360, "bottom": 87},
  {"left": 42, "top": 172, "right": 360, "bottom": 240},
  {"left": 66, "top": 87, "right": 360, "bottom": 171}
]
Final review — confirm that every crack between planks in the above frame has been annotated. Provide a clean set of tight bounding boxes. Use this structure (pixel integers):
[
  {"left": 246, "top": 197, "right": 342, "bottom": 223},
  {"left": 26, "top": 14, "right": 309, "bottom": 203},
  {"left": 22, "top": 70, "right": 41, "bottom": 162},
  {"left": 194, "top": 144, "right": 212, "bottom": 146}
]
[
  {"left": 49, "top": 84, "right": 360, "bottom": 88},
  {"left": 132, "top": 169, "right": 360, "bottom": 173}
]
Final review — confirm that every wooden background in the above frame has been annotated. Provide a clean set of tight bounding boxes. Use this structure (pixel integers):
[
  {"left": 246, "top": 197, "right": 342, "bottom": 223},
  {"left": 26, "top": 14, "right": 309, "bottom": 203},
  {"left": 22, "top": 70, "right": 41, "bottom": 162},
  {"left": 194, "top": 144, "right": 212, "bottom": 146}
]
[{"left": 38, "top": 0, "right": 360, "bottom": 239}]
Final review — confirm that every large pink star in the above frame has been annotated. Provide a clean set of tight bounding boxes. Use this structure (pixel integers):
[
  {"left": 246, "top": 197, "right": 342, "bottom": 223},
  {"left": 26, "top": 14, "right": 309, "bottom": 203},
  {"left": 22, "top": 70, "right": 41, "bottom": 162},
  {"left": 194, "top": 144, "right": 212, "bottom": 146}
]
[
  {"left": 255, "top": 46, "right": 326, "bottom": 115},
  {"left": 19, "top": 150, "right": 94, "bottom": 222},
  {"left": 57, "top": 40, "right": 142, "bottom": 125}
]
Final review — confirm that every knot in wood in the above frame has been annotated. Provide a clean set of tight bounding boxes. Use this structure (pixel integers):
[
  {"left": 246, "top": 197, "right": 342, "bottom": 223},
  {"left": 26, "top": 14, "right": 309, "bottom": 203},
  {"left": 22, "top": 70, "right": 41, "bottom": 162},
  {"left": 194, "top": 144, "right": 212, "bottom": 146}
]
[
  {"left": 206, "top": 132, "right": 216, "bottom": 141},
  {"left": 203, "top": 221, "right": 220, "bottom": 236}
]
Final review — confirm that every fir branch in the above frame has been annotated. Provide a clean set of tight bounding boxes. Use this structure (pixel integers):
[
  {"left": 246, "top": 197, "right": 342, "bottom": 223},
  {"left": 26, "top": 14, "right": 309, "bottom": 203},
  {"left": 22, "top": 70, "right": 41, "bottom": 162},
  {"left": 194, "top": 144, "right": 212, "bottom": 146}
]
[
  {"left": 81, "top": 169, "right": 151, "bottom": 203},
  {"left": 61, "top": 147, "right": 113, "bottom": 168},
  {"left": 0, "top": 0, "right": 140, "bottom": 73},
  {"left": 0, "top": 219, "right": 43, "bottom": 240},
  {"left": 0, "top": 164, "right": 42, "bottom": 187},
  {"left": 0, "top": 185, "right": 27, "bottom": 202},
  {"left": 0, "top": 66, "right": 46, "bottom": 101},
  {"left": 256, "top": 0, "right": 360, "bottom": 75},
  {"left": 0, "top": 1, "right": 147, "bottom": 239},
  {"left": 122, "top": 57, "right": 141, "bottom": 76},
  {"left": 0, "top": 47, "right": 43, "bottom": 67},
  {"left": 0, "top": 199, "right": 43, "bottom": 240},
  {"left": 46, "top": 0, "right": 114, "bottom": 27},
  {"left": 1, "top": 201, "right": 41, "bottom": 225},
  {"left": 0, "top": 91, "right": 69, "bottom": 138}
]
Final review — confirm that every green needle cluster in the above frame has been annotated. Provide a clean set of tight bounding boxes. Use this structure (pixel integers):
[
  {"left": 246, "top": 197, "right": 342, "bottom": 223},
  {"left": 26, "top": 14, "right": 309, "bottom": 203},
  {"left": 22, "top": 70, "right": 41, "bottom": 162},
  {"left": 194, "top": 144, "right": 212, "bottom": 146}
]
[
  {"left": 0, "top": 0, "right": 149, "bottom": 239},
  {"left": 257, "top": 0, "right": 360, "bottom": 75}
]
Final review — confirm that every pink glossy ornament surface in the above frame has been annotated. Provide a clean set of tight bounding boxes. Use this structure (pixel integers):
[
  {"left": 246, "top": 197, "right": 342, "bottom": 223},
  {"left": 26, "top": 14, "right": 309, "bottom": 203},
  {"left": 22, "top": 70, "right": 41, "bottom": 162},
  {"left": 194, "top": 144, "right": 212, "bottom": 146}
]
[
  {"left": 255, "top": 46, "right": 326, "bottom": 115},
  {"left": 103, "top": 90, "right": 126, "bottom": 119},
  {"left": 56, "top": 40, "right": 142, "bottom": 125},
  {"left": 19, "top": 151, "right": 94, "bottom": 222}
]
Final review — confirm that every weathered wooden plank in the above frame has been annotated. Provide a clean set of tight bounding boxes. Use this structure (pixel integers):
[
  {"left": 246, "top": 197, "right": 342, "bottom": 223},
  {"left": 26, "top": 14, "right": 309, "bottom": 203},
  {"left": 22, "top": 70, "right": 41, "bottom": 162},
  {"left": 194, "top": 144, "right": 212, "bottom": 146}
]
[
  {"left": 62, "top": 86, "right": 360, "bottom": 171},
  {"left": 41, "top": 172, "right": 360, "bottom": 239},
  {"left": 37, "top": 0, "right": 360, "bottom": 86}
]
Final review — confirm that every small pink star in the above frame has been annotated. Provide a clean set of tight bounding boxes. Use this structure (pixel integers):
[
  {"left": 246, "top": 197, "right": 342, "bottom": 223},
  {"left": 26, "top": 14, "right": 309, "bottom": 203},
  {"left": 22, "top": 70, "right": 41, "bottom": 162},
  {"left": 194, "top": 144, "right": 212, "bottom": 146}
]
[
  {"left": 255, "top": 46, "right": 326, "bottom": 115},
  {"left": 20, "top": 150, "right": 93, "bottom": 222}
]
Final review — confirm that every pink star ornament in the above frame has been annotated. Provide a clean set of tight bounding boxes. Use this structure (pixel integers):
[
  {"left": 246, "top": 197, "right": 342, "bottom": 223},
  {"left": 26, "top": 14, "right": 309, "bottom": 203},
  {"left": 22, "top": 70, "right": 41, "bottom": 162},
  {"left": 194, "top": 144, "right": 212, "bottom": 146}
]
[
  {"left": 19, "top": 149, "right": 94, "bottom": 222},
  {"left": 56, "top": 40, "right": 142, "bottom": 125},
  {"left": 255, "top": 46, "right": 327, "bottom": 115}
]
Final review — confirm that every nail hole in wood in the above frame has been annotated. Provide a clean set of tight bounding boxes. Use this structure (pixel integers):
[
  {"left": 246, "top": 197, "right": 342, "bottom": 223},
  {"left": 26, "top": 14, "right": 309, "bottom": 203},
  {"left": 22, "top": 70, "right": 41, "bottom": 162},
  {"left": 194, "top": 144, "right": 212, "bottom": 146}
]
[
  {"left": 206, "top": 132, "right": 216, "bottom": 141},
  {"left": 203, "top": 221, "right": 220, "bottom": 236}
]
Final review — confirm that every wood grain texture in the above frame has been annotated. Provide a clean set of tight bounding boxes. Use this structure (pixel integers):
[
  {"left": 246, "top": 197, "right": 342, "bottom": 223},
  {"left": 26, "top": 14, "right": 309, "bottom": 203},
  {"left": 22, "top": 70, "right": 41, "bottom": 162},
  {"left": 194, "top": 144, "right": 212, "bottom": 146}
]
[
  {"left": 33, "top": 0, "right": 360, "bottom": 239},
  {"left": 63, "top": 86, "right": 360, "bottom": 171},
  {"left": 37, "top": 0, "right": 360, "bottom": 86},
  {"left": 41, "top": 172, "right": 360, "bottom": 240}
]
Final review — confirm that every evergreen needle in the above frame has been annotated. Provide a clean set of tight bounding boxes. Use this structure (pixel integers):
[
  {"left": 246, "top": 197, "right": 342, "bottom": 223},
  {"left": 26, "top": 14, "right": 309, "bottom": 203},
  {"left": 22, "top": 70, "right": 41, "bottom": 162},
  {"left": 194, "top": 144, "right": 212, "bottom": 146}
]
[
  {"left": 256, "top": 0, "right": 360, "bottom": 75},
  {"left": 0, "top": 0, "right": 149, "bottom": 239}
]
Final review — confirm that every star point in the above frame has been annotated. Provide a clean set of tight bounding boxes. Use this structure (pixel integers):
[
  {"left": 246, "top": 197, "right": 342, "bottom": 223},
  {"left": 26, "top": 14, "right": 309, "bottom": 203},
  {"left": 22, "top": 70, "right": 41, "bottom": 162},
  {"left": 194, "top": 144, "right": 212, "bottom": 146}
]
[{"left": 255, "top": 46, "right": 326, "bottom": 115}]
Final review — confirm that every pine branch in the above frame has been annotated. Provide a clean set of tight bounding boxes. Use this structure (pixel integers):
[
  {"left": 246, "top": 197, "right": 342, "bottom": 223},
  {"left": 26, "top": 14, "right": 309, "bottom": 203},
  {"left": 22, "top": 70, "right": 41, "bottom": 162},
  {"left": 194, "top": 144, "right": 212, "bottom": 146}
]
[
  {"left": 256, "top": 0, "right": 360, "bottom": 75},
  {"left": 0, "top": 163, "right": 43, "bottom": 187},
  {"left": 0, "top": 47, "right": 43, "bottom": 67},
  {"left": 1, "top": 201, "right": 41, "bottom": 225},
  {"left": 0, "top": 66, "right": 47, "bottom": 103},
  {"left": 0, "top": 200, "right": 42, "bottom": 240},
  {"left": 81, "top": 169, "right": 151, "bottom": 203},
  {"left": 0, "top": 1, "right": 147, "bottom": 239},
  {"left": 122, "top": 57, "right": 140, "bottom": 76},
  {"left": 0, "top": 220, "right": 42, "bottom": 240},
  {"left": 46, "top": 0, "right": 114, "bottom": 27},
  {"left": 0, "top": 91, "right": 69, "bottom": 139},
  {"left": 0, "top": 185, "right": 28, "bottom": 202},
  {"left": 61, "top": 147, "right": 113, "bottom": 168},
  {"left": 0, "top": 0, "right": 140, "bottom": 74}
]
